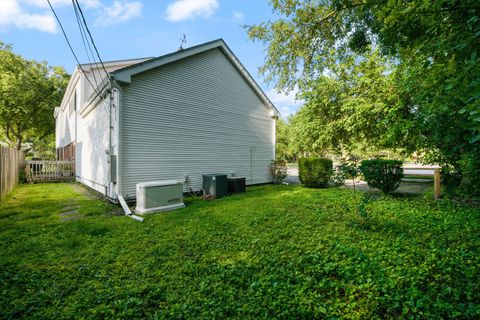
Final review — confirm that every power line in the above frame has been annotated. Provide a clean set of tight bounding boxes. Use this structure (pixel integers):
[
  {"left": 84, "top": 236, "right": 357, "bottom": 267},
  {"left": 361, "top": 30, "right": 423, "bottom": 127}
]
[
  {"left": 71, "top": 1, "right": 113, "bottom": 121},
  {"left": 72, "top": 1, "right": 100, "bottom": 88},
  {"left": 46, "top": 0, "right": 101, "bottom": 97},
  {"left": 73, "top": 0, "right": 109, "bottom": 78}
]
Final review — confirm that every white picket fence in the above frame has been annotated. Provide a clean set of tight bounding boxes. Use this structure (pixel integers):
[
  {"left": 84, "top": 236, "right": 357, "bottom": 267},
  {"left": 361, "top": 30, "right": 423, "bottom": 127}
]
[{"left": 25, "top": 160, "right": 75, "bottom": 182}]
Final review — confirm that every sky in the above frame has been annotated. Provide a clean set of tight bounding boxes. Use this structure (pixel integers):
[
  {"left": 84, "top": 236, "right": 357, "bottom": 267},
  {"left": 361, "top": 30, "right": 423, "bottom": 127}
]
[{"left": 0, "top": 0, "right": 303, "bottom": 118}]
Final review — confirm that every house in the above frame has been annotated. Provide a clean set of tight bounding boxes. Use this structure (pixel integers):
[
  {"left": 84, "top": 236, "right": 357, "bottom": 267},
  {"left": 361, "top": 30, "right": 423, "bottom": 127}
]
[{"left": 55, "top": 39, "right": 279, "bottom": 201}]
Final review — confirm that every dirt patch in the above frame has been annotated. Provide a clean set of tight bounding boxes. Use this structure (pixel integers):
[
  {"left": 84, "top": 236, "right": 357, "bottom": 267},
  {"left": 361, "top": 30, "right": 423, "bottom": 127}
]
[{"left": 70, "top": 183, "right": 103, "bottom": 200}]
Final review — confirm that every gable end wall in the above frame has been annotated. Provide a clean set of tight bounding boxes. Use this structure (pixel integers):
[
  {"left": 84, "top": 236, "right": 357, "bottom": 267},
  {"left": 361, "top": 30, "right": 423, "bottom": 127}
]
[{"left": 120, "top": 48, "right": 275, "bottom": 198}]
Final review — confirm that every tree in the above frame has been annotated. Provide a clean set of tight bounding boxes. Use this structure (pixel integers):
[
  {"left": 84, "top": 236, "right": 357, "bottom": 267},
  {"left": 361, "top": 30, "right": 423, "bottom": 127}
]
[
  {"left": 248, "top": 0, "right": 480, "bottom": 195},
  {"left": 0, "top": 42, "right": 69, "bottom": 151},
  {"left": 289, "top": 50, "right": 400, "bottom": 154},
  {"left": 275, "top": 117, "right": 297, "bottom": 161}
]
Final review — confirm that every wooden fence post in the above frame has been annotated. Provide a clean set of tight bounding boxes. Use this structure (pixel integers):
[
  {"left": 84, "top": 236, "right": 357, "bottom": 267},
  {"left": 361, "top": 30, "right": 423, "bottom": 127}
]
[{"left": 434, "top": 168, "right": 441, "bottom": 200}]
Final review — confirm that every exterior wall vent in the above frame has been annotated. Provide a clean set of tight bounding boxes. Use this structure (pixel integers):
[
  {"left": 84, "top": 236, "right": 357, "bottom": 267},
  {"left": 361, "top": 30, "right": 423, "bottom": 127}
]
[{"left": 135, "top": 180, "right": 185, "bottom": 214}]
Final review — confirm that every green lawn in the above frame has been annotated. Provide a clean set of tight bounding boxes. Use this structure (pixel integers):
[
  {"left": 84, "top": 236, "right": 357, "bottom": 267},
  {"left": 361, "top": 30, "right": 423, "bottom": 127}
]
[{"left": 1, "top": 183, "right": 479, "bottom": 319}]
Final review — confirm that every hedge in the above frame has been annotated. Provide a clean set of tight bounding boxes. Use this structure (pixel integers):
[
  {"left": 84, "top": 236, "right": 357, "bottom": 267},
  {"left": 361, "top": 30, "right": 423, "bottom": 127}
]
[
  {"left": 298, "top": 157, "right": 333, "bottom": 188},
  {"left": 360, "top": 159, "right": 403, "bottom": 193}
]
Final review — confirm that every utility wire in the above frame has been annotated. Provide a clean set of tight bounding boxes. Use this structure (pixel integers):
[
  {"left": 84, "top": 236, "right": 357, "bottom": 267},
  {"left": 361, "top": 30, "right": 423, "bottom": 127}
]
[
  {"left": 73, "top": 0, "right": 109, "bottom": 79},
  {"left": 46, "top": 0, "right": 101, "bottom": 97},
  {"left": 71, "top": 1, "right": 112, "bottom": 115},
  {"left": 72, "top": 1, "right": 99, "bottom": 88}
]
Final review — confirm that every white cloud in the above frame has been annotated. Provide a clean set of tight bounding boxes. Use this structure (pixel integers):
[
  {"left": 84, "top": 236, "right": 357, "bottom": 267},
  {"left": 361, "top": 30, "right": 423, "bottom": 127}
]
[
  {"left": 96, "top": 0, "right": 142, "bottom": 26},
  {"left": 0, "top": 0, "right": 139, "bottom": 33},
  {"left": 166, "top": 0, "right": 219, "bottom": 22},
  {"left": 267, "top": 88, "right": 304, "bottom": 118},
  {"left": 0, "top": 0, "right": 57, "bottom": 33},
  {"left": 82, "top": 0, "right": 102, "bottom": 8},
  {"left": 232, "top": 11, "right": 244, "bottom": 23}
]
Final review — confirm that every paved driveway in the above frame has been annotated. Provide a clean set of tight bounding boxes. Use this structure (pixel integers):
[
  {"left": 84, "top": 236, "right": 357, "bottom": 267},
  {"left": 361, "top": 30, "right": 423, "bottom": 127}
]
[{"left": 284, "top": 167, "right": 300, "bottom": 185}]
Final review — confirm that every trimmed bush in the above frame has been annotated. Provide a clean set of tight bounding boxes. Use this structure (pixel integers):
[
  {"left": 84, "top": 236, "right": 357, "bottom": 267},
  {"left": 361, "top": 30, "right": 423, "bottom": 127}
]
[
  {"left": 360, "top": 159, "right": 403, "bottom": 193},
  {"left": 298, "top": 157, "right": 333, "bottom": 188}
]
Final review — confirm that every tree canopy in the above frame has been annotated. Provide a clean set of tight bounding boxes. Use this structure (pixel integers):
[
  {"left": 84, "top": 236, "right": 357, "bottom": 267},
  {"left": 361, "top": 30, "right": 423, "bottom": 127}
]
[
  {"left": 248, "top": 0, "right": 479, "bottom": 163},
  {"left": 0, "top": 42, "right": 69, "bottom": 153},
  {"left": 293, "top": 51, "right": 401, "bottom": 154}
]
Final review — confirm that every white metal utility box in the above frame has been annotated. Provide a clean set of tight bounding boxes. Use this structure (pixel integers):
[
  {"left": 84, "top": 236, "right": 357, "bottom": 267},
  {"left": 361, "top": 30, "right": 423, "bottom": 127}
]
[{"left": 135, "top": 180, "right": 185, "bottom": 214}]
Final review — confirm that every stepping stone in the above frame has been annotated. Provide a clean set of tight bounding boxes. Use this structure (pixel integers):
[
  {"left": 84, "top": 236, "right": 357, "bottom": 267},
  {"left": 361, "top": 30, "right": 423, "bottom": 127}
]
[
  {"left": 61, "top": 205, "right": 80, "bottom": 211},
  {"left": 60, "top": 209, "right": 79, "bottom": 216}
]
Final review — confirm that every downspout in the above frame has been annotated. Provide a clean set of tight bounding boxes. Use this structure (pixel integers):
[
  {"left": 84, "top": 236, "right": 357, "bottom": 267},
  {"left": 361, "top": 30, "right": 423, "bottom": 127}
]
[
  {"left": 271, "top": 113, "right": 278, "bottom": 183},
  {"left": 75, "top": 89, "right": 78, "bottom": 180},
  {"left": 118, "top": 194, "right": 143, "bottom": 222},
  {"left": 271, "top": 111, "right": 278, "bottom": 161},
  {"left": 110, "top": 77, "right": 143, "bottom": 222},
  {"left": 108, "top": 77, "right": 113, "bottom": 198},
  {"left": 250, "top": 146, "right": 255, "bottom": 184}
]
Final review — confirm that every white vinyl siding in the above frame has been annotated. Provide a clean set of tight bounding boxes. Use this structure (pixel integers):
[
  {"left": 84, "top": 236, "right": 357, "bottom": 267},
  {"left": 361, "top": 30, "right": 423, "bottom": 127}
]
[
  {"left": 69, "top": 91, "right": 76, "bottom": 116},
  {"left": 75, "top": 93, "right": 118, "bottom": 198},
  {"left": 119, "top": 48, "right": 274, "bottom": 198},
  {"left": 56, "top": 83, "right": 80, "bottom": 149}
]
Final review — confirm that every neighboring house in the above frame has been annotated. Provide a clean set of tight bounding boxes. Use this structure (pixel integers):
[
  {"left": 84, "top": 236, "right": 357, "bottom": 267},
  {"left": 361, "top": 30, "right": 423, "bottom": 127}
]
[{"left": 55, "top": 39, "right": 279, "bottom": 201}]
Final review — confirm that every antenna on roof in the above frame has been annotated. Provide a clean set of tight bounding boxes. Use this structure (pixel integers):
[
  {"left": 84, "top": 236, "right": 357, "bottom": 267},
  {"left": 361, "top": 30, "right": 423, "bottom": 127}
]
[{"left": 178, "top": 34, "right": 186, "bottom": 51}]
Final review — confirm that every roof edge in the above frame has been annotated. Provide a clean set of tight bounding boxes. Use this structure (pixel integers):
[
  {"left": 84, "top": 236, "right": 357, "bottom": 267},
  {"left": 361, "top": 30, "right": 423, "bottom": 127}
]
[{"left": 111, "top": 39, "right": 279, "bottom": 115}]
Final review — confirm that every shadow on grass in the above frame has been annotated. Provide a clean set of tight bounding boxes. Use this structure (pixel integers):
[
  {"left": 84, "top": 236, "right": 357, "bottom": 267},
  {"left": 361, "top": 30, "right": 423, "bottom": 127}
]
[{"left": 348, "top": 217, "right": 407, "bottom": 238}]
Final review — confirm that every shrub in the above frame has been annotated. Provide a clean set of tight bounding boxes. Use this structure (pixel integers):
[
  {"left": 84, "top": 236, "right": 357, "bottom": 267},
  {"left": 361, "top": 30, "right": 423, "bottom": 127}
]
[
  {"left": 441, "top": 165, "right": 462, "bottom": 195},
  {"left": 19, "top": 164, "right": 27, "bottom": 183},
  {"left": 458, "top": 148, "right": 480, "bottom": 197},
  {"left": 360, "top": 159, "right": 403, "bottom": 193},
  {"left": 298, "top": 157, "right": 333, "bottom": 188},
  {"left": 269, "top": 160, "right": 288, "bottom": 184},
  {"left": 441, "top": 149, "right": 480, "bottom": 199}
]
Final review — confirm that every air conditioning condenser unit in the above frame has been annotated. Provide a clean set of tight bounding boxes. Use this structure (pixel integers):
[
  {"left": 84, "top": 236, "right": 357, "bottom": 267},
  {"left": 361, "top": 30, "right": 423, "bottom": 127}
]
[{"left": 135, "top": 180, "right": 185, "bottom": 214}]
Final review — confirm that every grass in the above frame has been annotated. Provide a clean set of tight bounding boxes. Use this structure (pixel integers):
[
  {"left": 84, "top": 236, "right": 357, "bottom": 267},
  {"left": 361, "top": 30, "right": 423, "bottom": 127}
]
[{"left": 1, "top": 183, "right": 479, "bottom": 319}]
